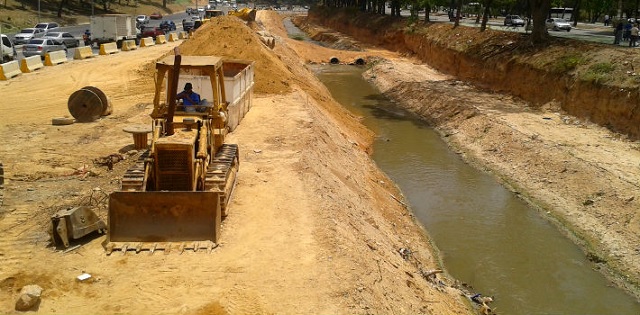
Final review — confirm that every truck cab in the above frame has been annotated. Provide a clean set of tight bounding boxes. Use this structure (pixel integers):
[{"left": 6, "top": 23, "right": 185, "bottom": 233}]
[{"left": 1, "top": 34, "right": 16, "bottom": 63}]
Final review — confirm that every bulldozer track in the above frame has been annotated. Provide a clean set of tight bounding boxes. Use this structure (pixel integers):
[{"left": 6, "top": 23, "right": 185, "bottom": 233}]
[
  {"left": 121, "top": 151, "right": 150, "bottom": 192},
  {"left": 205, "top": 144, "right": 239, "bottom": 217}
]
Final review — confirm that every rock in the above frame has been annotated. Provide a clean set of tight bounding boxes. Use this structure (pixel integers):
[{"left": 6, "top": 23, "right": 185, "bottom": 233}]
[{"left": 15, "top": 284, "right": 43, "bottom": 311}]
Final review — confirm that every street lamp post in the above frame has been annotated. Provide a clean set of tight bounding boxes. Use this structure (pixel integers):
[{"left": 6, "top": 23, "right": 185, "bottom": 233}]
[{"left": 38, "top": 0, "right": 41, "bottom": 22}]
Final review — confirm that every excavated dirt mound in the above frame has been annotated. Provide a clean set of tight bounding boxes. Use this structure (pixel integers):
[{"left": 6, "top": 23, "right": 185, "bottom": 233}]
[{"left": 180, "top": 16, "right": 294, "bottom": 94}]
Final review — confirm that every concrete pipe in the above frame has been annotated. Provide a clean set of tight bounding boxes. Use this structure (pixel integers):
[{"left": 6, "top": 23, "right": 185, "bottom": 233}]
[
  {"left": 329, "top": 57, "right": 340, "bottom": 64},
  {"left": 354, "top": 57, "right": 366, "bottom": 65}
]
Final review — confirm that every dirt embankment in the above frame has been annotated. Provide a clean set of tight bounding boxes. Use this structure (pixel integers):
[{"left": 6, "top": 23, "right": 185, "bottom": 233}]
[
  {"left": 304, "top": 8, "right": 640, "bottom": 140},
  {"left": 296, "top": 9, "right": 640, "bottom": 298}
]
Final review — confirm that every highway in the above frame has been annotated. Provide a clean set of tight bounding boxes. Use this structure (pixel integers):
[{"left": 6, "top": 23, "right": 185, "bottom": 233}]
[{"left": 2, "top": 8, "right": 624, "bottom": 64}]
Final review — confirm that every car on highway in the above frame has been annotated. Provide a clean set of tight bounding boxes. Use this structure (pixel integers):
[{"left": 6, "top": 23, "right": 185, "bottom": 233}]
[
  {"left": 13, "top": 28, "right": 46, "bottom": 45},
  {"left": 159, "top": 20, "right": 176, "bottom": 32},
  {"left": 22, "top": 38, "right": 66, "bottom": 59},
  {"left": 182, "top": 20, "right": 195, "bottom": 32},
  {"left": 43, "top": 31, "right": 79, "bottom": 48},
  {"left": 1, "top": 34, "right": 17, "bottom": 63},
  {"left": 35, "top": 22, "right": 60, "bottom": 32},
  {"left": 504, "top": 15, "right": 525, "bottom": 27},
  {"left": 140, "top": 26, "right": 165, "bottom": 39},
  {"left": 546, "top": 18, "right": 572, "bottom": 32},
  {"left": 136, "top": 15, "right": 150, "bottom": 24},
  {"left": 149, "top": 12, "right": 163, "bottom": 20}
]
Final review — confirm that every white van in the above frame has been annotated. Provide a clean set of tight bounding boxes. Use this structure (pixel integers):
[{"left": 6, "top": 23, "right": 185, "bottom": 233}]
[{"left": 1, "top": 34, "right": 16, "bottom": 63}]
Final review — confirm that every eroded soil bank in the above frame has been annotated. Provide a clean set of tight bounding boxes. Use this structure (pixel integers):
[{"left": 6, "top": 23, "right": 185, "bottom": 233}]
[
  {"left": 305, "top": 8, "right": 640, "bottom": 140},
  {"left": 295, "top": 9, "right": 640, "bottom": 299}
]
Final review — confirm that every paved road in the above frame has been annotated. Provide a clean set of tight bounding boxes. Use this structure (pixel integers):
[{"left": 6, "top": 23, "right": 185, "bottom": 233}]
[{"left": 6, "top": 11, "right": 203, "bottom": 62}]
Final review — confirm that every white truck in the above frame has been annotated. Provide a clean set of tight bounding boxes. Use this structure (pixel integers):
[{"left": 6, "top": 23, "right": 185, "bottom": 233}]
[
  {"left": 1, "top": 34, "right": 16, "bottom": 63},
  {"left": 90, "top": 14, "right": 138, "bottom": 48}
]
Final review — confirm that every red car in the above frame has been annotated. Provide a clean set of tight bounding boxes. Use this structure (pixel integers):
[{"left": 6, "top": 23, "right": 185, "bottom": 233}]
[
  {"left": 140, "top": 26, "right": 165, "bottom": 39},
  {"left": 149, "top": 12, "right": 163, "bottom": 19}
]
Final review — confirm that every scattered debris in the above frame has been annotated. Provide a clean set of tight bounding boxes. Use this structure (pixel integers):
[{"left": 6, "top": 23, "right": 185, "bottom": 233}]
[
  {"left": 94, "top": 153, "right": 125, "bottom": 170},
  {"left": 398, "top": 247, "right": 412, "bottom": 260},
  {"left": 470, "top": 293, "right": 495, "bottom": 315},
  {"left": 77, "top": 273, "right": 92, "bottom": 282}
]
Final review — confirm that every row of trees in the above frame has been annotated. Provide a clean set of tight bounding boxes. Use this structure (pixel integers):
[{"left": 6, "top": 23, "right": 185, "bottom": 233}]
[{"left": 317, "top": 0, "right": 637, "bottom": 44}]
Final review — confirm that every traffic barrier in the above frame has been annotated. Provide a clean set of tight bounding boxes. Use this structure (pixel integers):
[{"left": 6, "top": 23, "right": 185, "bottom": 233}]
[
  {"left": 168, "top": 32, "right": 179, "bottom": 42},
  {"left": 140, "top": 37, "right": 155, "bottom": 47},
  {"left": 74, "top": 46, "right": 94, "bottom": 60},
  {"left": 44, "top": 50, "right": 68, "bottom": 66},
  {"left": 178, "top": 31, "right": 188, "bottom": 39},
  {"left": 155, "top": 35, "right": 167, "bottom": 45},
  {"left": 0, "top": 60, "right": 21, "bottom": 80},
  {"left": 121, "top": 40, "right": 138, "bottom": 51},
  {"left": 20, "top": 55, "right": 45, "bottom": 73},
  {"left": 99, "top": 42, "right": 119, "bottom": 55}
]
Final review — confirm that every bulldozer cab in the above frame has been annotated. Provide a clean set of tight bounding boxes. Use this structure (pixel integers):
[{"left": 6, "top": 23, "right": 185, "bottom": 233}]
[{"left": 104, "top": 53, "right": 240, "bottom": 255}]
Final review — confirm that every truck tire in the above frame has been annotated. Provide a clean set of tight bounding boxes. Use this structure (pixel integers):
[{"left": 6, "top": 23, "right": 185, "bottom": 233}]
[{"left": 116, "top": 40, "right": 123, "bottom": 49}]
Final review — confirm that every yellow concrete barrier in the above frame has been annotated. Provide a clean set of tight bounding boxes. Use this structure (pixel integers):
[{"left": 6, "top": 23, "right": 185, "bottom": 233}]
[
  {"left": 99, "top": 42, "right": 119, "bottom": 55},
  {"left": 178, "top": 31, "right": 188, "bottom": 39},
  {"left": 121, "top": 40, "right": 138, "bottom": 51},
  {"left": 140, "top": 37, "right": 155, "bottom": 47},
  {"left": 44, "top": 50, "right": 68, "bottom": 66},
  {"left": 74, "top": 46, "right": 94, "bottom": 60},
  {"left": 155, "top": 35, "right": 167, "bottom": 45},
  {"left": 20, "top": 55, "right": 45, "bottom": 73},
  {"left": 0, "top": 60, "right": 21, "bottom": 80},
  {"left": 168, "top": 32, "right": 179, "bottom": 42}
]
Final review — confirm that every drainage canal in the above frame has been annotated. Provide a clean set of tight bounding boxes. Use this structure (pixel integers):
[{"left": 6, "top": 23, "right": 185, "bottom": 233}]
[{"left": 313, "top": 64, "right": 640, "bottom": 314}]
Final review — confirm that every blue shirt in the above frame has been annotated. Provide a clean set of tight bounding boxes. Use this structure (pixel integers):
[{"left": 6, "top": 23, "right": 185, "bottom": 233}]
[{"left": 178, "top": 90, "right": 201, "bottom": 105}]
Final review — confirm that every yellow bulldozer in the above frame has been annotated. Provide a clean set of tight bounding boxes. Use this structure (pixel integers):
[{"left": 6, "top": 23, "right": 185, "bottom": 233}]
[
  {"left": 228, "top": 7, "right": 257, "bottom": 22},
  {"left": 103, "top": 51, "right": 246, "bottom": 254}
]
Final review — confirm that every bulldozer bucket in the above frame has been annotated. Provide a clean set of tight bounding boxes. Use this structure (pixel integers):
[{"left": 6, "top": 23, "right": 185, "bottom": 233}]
[{"left": 104, "top": 191, "right": 221, "bottom": 254}]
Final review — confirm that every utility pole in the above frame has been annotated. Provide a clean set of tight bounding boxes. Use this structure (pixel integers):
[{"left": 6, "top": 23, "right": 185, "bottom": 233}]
[{"left": 38, "top": 0, "right": 41, "bottom": 22}]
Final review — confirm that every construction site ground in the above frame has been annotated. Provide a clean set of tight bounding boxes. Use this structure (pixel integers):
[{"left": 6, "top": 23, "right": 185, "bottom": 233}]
[
  {"left": 2, "top": 8, "right": 640, "bottom": 314},
  {"left": 0, "top": 11, "right": 473, "bottom": 315}
]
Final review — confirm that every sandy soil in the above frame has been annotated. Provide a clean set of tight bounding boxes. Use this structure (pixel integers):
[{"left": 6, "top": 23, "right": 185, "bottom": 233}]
[{"left": 0, "top": 12, "right": 474, "bottom": 315}]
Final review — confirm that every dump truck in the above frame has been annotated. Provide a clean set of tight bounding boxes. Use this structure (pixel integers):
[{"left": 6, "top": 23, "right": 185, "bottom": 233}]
[
  {"left": 204, "top": 9, "right": 224, "bottom": 19},
  {"left": 103, "top": 51, "right": 254, "bottom": 254},
  {"left": 90, "top": 14, "right": 138, "bottom": 47}
]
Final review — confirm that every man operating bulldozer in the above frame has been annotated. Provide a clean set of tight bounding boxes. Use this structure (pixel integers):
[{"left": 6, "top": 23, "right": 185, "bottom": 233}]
[{"left": 176, "top": 82, "right": 201, "bottom": 112}]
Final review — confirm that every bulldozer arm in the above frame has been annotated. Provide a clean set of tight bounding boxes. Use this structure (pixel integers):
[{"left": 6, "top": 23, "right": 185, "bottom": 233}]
[{"left": 104, "top": 191, "right": 221, "bottom": 254}]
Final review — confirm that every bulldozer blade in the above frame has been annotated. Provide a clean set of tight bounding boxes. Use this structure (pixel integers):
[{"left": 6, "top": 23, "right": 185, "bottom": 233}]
[{"left": 105, "top": 191, "right": 221, "bottom": 254}]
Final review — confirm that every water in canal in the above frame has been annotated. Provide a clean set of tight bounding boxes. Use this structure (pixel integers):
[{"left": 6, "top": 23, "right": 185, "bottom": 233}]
[{"left": 313, "top": 65, "right": 640, "bottom": 314}]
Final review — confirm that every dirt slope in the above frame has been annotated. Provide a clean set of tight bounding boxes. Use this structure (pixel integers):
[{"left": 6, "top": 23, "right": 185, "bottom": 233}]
[{"left": 0, "top": 12, "right": 472, "bottom": 315}]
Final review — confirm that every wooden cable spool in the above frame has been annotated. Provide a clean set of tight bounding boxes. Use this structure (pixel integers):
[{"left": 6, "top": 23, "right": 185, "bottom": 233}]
[{"left": 67, "top": 86, "right": 111, "bottom": 122}]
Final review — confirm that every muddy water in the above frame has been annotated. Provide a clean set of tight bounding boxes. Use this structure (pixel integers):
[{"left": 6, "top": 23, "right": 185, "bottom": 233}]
[{"left": 313, "top": 65, "right": 640, "bottom": 314}]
